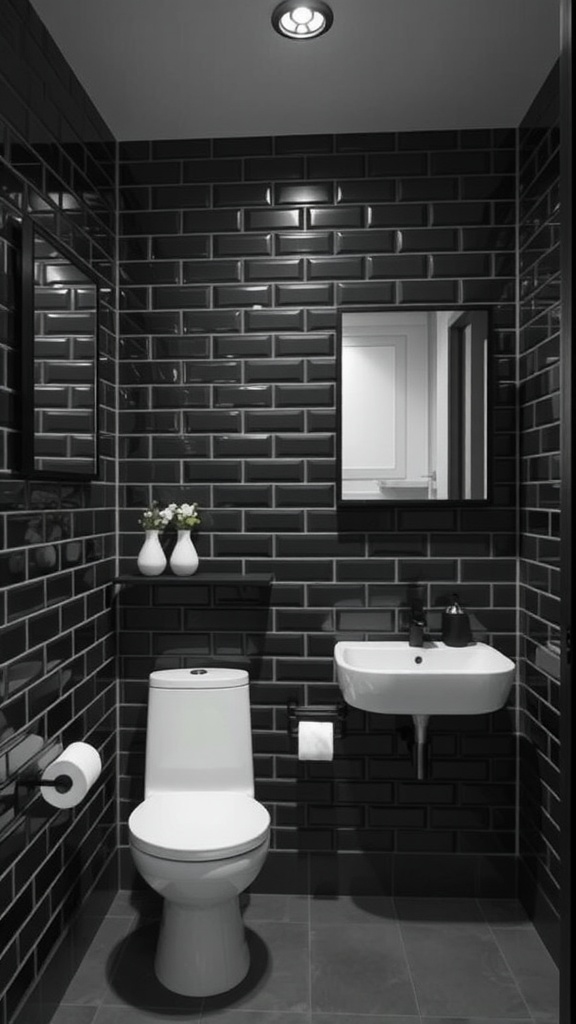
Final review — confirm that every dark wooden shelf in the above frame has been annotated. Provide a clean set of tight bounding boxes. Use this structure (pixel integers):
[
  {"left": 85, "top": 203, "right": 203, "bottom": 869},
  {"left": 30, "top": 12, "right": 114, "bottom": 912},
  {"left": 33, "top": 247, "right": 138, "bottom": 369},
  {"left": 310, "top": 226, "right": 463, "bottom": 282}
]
[{"left": 114, "top": 573, "right": 273, "bottom": 585}]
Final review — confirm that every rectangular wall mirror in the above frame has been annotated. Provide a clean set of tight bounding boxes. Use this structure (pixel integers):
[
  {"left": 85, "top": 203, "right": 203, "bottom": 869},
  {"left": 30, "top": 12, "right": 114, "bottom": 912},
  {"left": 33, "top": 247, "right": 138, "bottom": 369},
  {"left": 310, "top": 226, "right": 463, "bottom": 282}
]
[
  {"left": 21, "top": 221, "right": 100, "bottom": 480},
  {"left": 337, "top": 307, "right": 490, "bottom": 504}
]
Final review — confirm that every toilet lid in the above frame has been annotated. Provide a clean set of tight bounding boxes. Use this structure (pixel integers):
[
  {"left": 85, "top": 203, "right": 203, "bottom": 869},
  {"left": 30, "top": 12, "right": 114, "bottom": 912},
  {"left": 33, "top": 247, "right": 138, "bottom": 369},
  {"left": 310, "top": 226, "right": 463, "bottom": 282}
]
[{"left": 128, "top": 792, "right": 270, "bottom": 862}]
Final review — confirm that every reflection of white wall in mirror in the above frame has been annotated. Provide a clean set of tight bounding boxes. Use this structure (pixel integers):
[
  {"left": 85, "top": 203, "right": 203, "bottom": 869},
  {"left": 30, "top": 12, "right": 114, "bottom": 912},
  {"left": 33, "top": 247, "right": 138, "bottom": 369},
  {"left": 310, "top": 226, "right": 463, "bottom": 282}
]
[
  {"left": 341, "top": 313, "right": 429, "bottom": 499},
  {"left": 342, "top": 331, "right": 406, "bottom": 488}
]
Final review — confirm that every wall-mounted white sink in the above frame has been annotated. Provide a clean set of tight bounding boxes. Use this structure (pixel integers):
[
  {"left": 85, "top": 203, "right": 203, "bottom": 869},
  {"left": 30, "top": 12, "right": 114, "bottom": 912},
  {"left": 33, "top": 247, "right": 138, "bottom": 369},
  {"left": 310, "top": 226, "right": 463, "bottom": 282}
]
[{"left": 334, "top": 640, "right": 515, "bottom": 716}]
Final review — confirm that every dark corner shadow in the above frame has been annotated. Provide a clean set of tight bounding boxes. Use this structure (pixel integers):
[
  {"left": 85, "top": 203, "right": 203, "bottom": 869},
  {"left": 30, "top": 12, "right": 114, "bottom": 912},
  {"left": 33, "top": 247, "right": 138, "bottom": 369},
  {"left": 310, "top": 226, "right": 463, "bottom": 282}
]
[{"left": 105, "top": 923, "right": 269, "bottom": 1014}]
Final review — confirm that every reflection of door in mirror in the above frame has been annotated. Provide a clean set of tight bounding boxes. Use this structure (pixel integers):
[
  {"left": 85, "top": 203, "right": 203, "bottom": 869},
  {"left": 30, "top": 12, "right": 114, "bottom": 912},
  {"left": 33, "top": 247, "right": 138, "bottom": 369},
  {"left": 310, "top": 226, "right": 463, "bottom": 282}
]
[
  {"left": 339, "top": 309, "right": 489, "bottom": 503},
  {"left": 447, "top": 311, "right": 488, "bottom": 500}
]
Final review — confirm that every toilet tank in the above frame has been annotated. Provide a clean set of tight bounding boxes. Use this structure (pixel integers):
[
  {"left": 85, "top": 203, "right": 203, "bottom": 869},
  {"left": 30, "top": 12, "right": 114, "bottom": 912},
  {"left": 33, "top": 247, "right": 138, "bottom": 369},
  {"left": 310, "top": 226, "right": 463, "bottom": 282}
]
[{"left": 144, "top": 668, "right": 255, "bottom": 798}]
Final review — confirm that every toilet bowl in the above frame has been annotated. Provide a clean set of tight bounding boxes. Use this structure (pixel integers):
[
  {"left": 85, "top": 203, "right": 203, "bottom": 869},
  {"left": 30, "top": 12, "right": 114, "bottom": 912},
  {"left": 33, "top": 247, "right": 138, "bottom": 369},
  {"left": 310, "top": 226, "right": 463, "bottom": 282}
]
[{"left": 128, "top": 669, "right": 271, "bottom": 996}]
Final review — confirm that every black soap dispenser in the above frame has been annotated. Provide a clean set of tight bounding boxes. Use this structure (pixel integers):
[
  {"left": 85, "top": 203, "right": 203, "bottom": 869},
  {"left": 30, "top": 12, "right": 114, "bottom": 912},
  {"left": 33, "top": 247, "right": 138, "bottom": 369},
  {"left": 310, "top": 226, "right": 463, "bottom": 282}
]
[{"left": 442, "top": 594, "right": 472, "bottom": 647}]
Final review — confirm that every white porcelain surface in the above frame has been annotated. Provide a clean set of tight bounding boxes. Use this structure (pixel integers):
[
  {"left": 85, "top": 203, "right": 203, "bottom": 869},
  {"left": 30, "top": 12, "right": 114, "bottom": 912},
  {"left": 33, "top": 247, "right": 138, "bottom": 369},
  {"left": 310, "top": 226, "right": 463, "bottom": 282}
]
[
  {"left": 130, "top": 667, "right": 270, "bottom": 996},
  {"left": 131, "top": 837, "right": 269, "bottom": 995},
  {"left": 145, "top": 669, "right": 255, "bottom": 797},
  {"left": 334, "top": 640, "right": 515, "bottom": 715},
  {"left": 169, "top": 529, "right": 199, "bottom": 576},
  {"left": 129, "top": 791, "right": 270, "bottom": 860},
  {"left": 137, "top": 529, "right": 167, "bottom": 576}
]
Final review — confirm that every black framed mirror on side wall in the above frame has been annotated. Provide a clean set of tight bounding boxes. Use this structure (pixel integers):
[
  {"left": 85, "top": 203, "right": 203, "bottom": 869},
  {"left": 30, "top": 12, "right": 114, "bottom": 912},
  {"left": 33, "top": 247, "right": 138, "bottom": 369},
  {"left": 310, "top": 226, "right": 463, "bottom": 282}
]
[
  {"left": 20, "top": 220, "right": 100, "bottom": 481},
  {"left": 337, "top": 306, "right": 491, "bottom": 505}
]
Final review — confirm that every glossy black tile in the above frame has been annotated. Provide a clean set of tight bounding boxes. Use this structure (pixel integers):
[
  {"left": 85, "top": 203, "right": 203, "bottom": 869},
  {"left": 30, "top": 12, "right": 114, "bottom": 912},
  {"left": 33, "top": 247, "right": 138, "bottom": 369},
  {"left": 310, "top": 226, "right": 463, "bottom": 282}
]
[
  {"left": 399, "top": 228, "right": 459, "bottom": 251},
  {"left": 337, "top": 282, "right": 395, "bottom": 304},
  {"left": 276, "top": 183, "right": 333, "bottom": 205},
  {"left": 152, "top": 286, "right": 208, "bottom": 309},
  {"left": 183, "top": 209, "right": 241, "bottom": 232},
  {"left": 336, "top": 229, "right": 394, "bottom": 253},
  {"left": 213, "top": 335, "right": 273, "bottom": 358},
  {"left": 245, "top": 360, "right": 304, "bottom": 383},
  {"left": 183, "top": 310, "right": 241, "bottom": 333},
  {"left": 214, "top": 384, "right": 272, "bottom": 407},
  {"left": 120, "top": 161, "right": 181, "bottom": 186},
  {"left": 214, "top": 183, "right": 271, "bottom": 206},
  {"left": 246, "top": 208, "right": 303, "bottom": 231},
  {"left": 368, "top": 255, "right": 427, "bottom": 278},
  {"left": 244, "top": 409, "right": 306, "bottom": 432},
  {"left": 183, "top": 158, "right": 242, "bottom": 182},
  {"left": 400, "top": 280, "right": 459, "bottom": 303},
  {"left": 214, "top": 233, "right": 273, "bottom": 256},
  {"left": 151, "top": 234, "right": 210, "bottom": 258},
  {"left": 277, "top": 232, "right": 333, "bottom": 255},
  {"left": 245, "top": 258, "right": 304, "bottom": 280},
  {"left": 245, "top": 309, "right": 305, "bottom": 332},
  {"left": 219, "top": 281, "right": 275, "bottom": 308},
  {"left": 310, "top": 207, "right": 364, "bottom": 229},
  {"left": 245, "top": 156, "right": 304, "bottom": 180},
  {"left": 369, "top": 203, "right": 427, "bottom": 227},
  {"left": 183, "top": 410, "right": 242, "bottom": 432},
  {"left": 245, "top": 460, "right": 305, "bottom": 483},
  {"left": 151, "top": 184, "right": 210, "bottom": 209},
  {"left": 276, "top": 284, "right": 333, "bottom": 306},
  {"left": 213, "top": 484, "right": 273, "bottom": 507}
]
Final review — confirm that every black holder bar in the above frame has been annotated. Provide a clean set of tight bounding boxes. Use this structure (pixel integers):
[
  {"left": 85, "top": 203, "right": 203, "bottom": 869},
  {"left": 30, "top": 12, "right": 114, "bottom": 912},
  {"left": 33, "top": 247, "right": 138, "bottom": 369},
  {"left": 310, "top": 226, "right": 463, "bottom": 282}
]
[
  {"left": 287, "top": 699, "right": 347, "bottom": 738},
  {"left": 15, "top": 773, "right": 73, "bottom": 814},
  {"left": 18, "top": 774, "right": 73, "bottom": 792}
]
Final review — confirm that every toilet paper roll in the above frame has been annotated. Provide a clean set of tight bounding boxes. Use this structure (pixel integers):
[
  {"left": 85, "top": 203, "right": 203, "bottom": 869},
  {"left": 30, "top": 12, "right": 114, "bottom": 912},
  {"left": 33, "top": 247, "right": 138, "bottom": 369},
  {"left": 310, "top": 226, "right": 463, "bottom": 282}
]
[
  {"left": 297, "top": 721, "right": 334, "bottom": 761},
  {"left": 40, "top": 742, "right": 102, "bottom": 809}
]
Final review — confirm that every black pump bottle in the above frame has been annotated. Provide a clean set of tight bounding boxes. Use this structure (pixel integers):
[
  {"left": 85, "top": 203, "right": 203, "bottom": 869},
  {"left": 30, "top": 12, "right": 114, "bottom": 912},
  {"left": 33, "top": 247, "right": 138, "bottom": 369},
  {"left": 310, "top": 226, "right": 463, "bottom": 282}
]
[{"left": 441, "top": 594, "right": 472, "bottom": 647}]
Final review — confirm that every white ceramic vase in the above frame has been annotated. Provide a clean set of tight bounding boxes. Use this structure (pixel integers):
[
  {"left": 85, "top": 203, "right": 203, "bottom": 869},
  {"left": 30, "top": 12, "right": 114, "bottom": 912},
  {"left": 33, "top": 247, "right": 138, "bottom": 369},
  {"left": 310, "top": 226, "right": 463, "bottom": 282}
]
[
  {"left": 137, "top": 529, "right": 167, "bottom": 576},
  {"left": 170, "top": 530, "right": 199, "bottom": 576}
]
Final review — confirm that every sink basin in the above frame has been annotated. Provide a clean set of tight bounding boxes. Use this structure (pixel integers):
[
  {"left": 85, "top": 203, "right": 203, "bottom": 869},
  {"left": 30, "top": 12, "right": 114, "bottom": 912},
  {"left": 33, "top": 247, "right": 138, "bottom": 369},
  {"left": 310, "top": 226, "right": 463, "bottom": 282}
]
[{"left": 334, "top": 641, "right": 515, "bottom": 716}]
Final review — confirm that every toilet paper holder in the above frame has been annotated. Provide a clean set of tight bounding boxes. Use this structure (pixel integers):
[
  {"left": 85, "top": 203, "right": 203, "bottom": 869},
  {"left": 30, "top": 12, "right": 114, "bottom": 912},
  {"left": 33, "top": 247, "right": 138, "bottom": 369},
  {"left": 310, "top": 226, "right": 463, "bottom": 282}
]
[
  {"left": 14, "top": 770, "right": 72, "bottom": 814},
  {"left": 287, "top": 700, "right": 347, "bottom": 738}
]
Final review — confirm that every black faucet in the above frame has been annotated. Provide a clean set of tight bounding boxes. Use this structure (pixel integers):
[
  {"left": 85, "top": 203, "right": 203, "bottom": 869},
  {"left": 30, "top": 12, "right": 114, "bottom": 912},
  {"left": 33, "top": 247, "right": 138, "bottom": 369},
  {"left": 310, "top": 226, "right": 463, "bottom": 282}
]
[{"left": 408, "top": 596, "right": 427, "bottom": 647}]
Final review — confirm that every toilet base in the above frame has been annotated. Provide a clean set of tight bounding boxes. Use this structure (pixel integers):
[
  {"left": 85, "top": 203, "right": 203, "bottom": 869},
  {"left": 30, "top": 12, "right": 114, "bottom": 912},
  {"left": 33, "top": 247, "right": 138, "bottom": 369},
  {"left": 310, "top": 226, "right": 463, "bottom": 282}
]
[{"left": 155, "top": 895, "right": 250, "bottom": 997}]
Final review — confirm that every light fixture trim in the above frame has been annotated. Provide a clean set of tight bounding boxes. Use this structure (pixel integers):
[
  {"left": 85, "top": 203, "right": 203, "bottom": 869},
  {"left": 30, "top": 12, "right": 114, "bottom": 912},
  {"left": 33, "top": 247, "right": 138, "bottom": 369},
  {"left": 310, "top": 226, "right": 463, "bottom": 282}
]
[{"left": 271, "top": 1, "right": 334, "bottom": 40}]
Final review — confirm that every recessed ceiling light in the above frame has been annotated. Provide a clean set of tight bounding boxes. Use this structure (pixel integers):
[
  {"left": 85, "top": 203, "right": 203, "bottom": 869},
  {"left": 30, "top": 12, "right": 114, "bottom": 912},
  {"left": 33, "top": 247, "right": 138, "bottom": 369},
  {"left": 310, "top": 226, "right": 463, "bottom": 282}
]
[{"left": 271, "top": 1, "right": 334, "bottom": 40}]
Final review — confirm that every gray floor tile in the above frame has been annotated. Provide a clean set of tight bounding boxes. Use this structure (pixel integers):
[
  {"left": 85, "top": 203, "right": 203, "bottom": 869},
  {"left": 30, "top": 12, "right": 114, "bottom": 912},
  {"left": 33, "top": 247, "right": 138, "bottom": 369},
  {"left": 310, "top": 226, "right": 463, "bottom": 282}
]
[
  {"left": 311, "top": 921, "right": 418, "bottom": 1016},
  {"left": 202, "top": 922, "right": 310, "bottom": 1015},
  {"left": 310, "top": 895, "right": 395, "bottom": 926},
  {"left": 103, "top": 922, "right": 204, "bottom": 1011},
  {"left": 490, "top": 926, "right": 559, "bottom": 1020},
  {"left": 201, "top": 1013, "right": 308, "bottom": 1024},
  {"left": 421, "top": 1018, "right": 534, "bottom": 1023},
  {"left": 399, "top": 919, "right": 530, "bottom": 1019},
  {"left": 477, "top": 899, "right": 532, "bottom": 927},
  {"left": 106, "top": 890, "right": 161, "bottom": 920},
  {"left": 241, "top": 893, "right": 309, "bottom": 923},
  {"left": 57, "top": 918, "right": 136, "bottom": 1007},
  {"left": 94, "top": 1007, "right": 200, "bottom": 1023},
  {"left": 46, "top": 1009, "right": 98, "bottom": 1024},
  {"left": 394, "top": 897, "right": 484, "bottom": 923},
  {"left": 311, "top": 1016, "right": 420, "bottom": 1024}
]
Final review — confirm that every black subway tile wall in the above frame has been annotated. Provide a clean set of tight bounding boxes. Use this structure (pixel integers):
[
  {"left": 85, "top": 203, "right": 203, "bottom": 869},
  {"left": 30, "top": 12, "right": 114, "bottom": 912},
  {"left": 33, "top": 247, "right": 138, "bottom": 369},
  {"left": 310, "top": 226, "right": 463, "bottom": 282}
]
[
  {"left": 117, "top": 129, "right": 519, "bottom": 897},
  {"left": 517, "top": 67, "right": 561, "bottom": 961},
  {"left": 0, "top": 2, "right": 116, "bottom": 1022}
]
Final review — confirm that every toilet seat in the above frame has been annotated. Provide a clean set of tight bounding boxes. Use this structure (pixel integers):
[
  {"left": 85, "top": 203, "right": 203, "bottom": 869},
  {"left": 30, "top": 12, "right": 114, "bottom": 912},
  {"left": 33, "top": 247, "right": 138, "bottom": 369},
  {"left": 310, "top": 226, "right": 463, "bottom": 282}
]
[{"left": 129, "top": 792, "right": 270, "bottom": 862}]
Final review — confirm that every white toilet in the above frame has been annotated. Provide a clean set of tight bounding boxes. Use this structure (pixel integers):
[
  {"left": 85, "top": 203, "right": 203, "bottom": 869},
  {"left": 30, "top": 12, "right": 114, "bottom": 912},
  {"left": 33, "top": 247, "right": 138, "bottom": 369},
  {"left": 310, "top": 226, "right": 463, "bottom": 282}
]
[{"left": 128, "top": 667, "right": 270, "bottom": 997}]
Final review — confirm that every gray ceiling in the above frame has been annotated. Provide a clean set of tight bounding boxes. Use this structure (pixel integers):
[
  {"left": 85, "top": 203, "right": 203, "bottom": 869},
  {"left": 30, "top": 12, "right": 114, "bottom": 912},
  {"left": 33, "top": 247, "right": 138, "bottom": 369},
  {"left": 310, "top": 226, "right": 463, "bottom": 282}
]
[{"left": 31, "top": 0, "right": 560, "bottom": 141}]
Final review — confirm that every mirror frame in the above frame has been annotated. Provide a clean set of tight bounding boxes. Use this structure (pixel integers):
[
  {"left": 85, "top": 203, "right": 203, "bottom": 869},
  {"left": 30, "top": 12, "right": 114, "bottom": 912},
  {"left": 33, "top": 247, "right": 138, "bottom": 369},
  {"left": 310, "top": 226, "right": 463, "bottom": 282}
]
[
  {"left": 21, "top": 220, "right": 100, "bottom": 481},
  {"left": 336, "top": 305, "right": 494, "bottom": 507}
]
